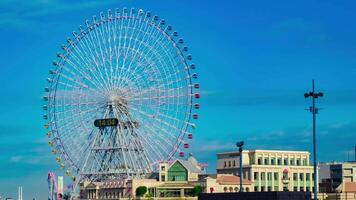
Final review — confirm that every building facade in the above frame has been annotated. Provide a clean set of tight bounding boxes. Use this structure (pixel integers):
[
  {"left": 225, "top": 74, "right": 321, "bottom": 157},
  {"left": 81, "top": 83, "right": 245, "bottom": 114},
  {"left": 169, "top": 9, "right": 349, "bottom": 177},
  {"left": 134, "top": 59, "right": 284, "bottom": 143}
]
[
  {"left": 319, "top": 162, "right": 356, "bottom": 193},
  {"left": 80, "top": 155, "right": 204, "bottom": 199},
  {"left": 198, "top": 174, "right": 252, "bottom": 193},
  {"left": 217, "top": 149, "right": 317, "bottom": 192}
]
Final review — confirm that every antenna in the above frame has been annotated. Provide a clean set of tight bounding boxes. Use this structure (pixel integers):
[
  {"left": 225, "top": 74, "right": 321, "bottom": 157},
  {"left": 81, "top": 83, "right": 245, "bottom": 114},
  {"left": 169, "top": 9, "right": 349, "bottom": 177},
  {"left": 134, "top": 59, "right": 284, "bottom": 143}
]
[{"left": 304, "top": 80, "right": 323, "bottom": 200}]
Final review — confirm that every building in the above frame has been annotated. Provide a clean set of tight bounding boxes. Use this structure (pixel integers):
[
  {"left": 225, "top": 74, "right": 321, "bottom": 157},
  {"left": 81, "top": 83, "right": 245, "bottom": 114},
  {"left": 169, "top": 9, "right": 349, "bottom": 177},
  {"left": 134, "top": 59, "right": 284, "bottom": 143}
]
[
  {"left": 80, "top": 154, "right": 204, "bottom": 199},
  {"left": 319, "top": 161, "right": 356, "bottom": 193},
  {"left": 198, "top": 174, "right": 252, "bottom": 193},
  {"left": 216, "top": 149, "right": 317, "bottom": 192}
]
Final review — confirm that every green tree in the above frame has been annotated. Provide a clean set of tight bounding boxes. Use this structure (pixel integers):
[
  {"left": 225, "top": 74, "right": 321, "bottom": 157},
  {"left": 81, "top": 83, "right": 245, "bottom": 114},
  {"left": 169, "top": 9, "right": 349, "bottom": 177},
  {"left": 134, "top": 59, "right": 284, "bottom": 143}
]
[
  {"left": 62, "top": 192, "right": 71, "bottom": 200},
  {"left": 193, "top": 185, "right": 202, "bottom": 196},
  {"left": 136, "top": 186, "right": 148, "bottom": 197}
]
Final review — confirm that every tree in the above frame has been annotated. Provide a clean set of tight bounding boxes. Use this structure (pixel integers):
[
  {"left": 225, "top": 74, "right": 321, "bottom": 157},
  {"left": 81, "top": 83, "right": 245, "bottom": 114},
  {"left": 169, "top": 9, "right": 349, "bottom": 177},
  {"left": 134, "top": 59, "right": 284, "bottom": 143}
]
[
  {"left": 62, "top": 192, "right": 71, "bottom": 200},
  {"left": 136, "top": 186, "right": 148, "bottom": 197},
  {"left": 193, "top": 185, "right": 202, "bottom": 196}
]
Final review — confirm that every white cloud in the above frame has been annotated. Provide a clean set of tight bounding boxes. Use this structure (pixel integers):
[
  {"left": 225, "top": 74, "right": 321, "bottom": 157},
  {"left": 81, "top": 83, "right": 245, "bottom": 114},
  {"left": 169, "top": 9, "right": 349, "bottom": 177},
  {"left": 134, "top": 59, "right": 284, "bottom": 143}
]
[
  {"left": 0, "top": 0, "right": 128, "bottom": 30},
  {"left": 9, "top": 155, "right": 23, "bottom": 163}
]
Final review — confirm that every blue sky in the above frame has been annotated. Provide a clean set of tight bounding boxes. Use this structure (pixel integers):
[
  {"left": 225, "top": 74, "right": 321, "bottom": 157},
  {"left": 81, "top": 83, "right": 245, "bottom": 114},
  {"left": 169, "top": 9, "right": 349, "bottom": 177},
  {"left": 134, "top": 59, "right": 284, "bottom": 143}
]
[{"left": 0, "top": 0, "right": 356, "bottom": 199}]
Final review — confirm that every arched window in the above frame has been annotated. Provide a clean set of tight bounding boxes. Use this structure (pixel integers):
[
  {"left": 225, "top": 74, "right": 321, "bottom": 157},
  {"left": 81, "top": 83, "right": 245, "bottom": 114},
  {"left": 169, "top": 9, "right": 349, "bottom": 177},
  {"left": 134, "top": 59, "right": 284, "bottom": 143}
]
[
  {"left": 234, "top": 187, "right": 239, "bottom": 192},
  {"left": 224, "top": 187, "right": 228, "bottom": 192},
  {"left": 246, "top": 187, "right": 250, "bottom": 192},
  {"left": 229, "top": 187, "right": 233, "bottom": 192}
]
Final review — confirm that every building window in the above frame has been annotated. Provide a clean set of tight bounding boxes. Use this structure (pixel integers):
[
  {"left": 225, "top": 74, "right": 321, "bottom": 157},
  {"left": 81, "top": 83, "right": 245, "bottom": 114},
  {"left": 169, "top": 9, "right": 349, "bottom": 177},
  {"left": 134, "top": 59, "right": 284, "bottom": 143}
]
[
  {"left": 284, "top": 159, "right": 288, "bottom": 165},
  {"left": 161, "top": 175, "right": 165, "bottom": 181},
  {"left": 228, "top": 161, "right": 231, "bottom": 167},
  {"left": 296, "top": 159, "right": 300, "bottom": 166},
  {"left": 258, "top": 158, "right": 262, "bottom": 165},
  {"left": 274, "top": 186, "right": 279, "bottom": 191},
  {"left": 293, "top": 187, "right": 297, "bottom": 191},
  {"left": 277, "top": 158, "right": 281, "bottom": 165},
  {"left": 306, "top": 173, "right": 310, "bottom": 181},
  {"left": 306, "top": 187, "right": 310, "bottom": 192},
  {"left": 312, "top": 173, "right": 315, "bottom": 181},
  {"left": 246, "top": 188, "right": 250, "bottom": 192},
  {"left": 229, "top": 187, "right": 233, "bottom": 192},
  {"left": 299, "top": 173, "right": 304, "bottom": 181},
  {"left": 302, "top": 159, "right": 307, "bottom": 166},
  {"left": 224, "top": 187, "right": 227, "bottom": 192},
  {"left": 283, "top": 172, "right": 288, "bottom": 180},
  {"left": 161, "top": 166, "right": 165, "bottom": 171},
  {"left": 268, "top": 186, "right": 272, "bottom": 191},
  {"left": 234, "top": 187, "right": 239, "bottom": 192},
  {"left": 271, "top": 159, "right": 275, "bottom": 165},
  {"left": 254, "top": 186, "right": 258, "bottom": 192},
  {"left": 264, "top": 158, "right": 268, "bottom": 165},
  {"left": 283, "top": 187, "right": 288, "bottom": 191},
  {"left": 254, "top": 172, "right": 258, "bottom": 180},
  {"left": 300, "top": 187, "right": 304, "bottom": 191},
  {"left": 224, "top": 161, "right": 226, "bottom": 167},
  {"left": 274, "top": 172, "right": 278, "bottom": 181},
  {"left": 233, "top": 160, "right": 236, "bottom": 167},
  {"left": 261, "top": 186, "right": 265, "bottom": 192},
  {"left": 293, "top": 173, "right": 297, "bottom": 181},
  {"left": 261, "top": 172, "right": 265, "bottom": 180},
  {"left": 290, "top": 159, "right": 293, "bottom": 165},
  {"left": 267, "top": 172, "right": 272, "bottom": 180}
]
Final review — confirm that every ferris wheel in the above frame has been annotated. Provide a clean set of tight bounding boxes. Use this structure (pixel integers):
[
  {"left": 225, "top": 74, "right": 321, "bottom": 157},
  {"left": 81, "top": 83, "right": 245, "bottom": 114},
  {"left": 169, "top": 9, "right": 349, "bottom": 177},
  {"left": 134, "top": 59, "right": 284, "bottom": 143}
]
[{"left": 43, "top": 8, "right": 200, "bottom": 182}]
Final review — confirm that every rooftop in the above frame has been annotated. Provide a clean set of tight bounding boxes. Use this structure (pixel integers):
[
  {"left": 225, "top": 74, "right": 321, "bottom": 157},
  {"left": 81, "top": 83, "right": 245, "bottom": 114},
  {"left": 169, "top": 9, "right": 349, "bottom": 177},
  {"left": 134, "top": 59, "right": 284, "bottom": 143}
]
[{"left": 217, "top": 149, "right": 310, "bottom": 155}]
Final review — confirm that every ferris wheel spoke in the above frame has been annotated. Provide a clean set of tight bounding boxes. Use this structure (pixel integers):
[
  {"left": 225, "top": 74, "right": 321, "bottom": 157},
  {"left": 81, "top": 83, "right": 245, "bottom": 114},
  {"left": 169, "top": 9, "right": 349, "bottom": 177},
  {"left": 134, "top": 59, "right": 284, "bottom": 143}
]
[
  {"left": 82, "top": 28, "right": 113, "bottom": 91},
  {"left": 97, "top": 19, "right": 114, "bottom": 90},
  {"left": 54, "top": 103, "right": 105, "bottom": 126},
  {"left": 120, "top": 16, "right": 140, "bottom": 80},
  {"left": 119, "top": 29, "right": 164, "bottom": 86},
  {"left": 129, "top": 106, "right": 183, "bottom": 141},
  {"left": 69, "top": 36, "right": 111, "bottom": 91},
  {"left": 138, "top": 110, "right": 187, "bottom": 142},
  {"left": 135, "top": 127, "right": 168, "bottom": 162},
  {"left": 91, "top": 22, "right": 112, "bottom": 90},
  {"left": 116, "top": 17, "right": 159, "bottom": 88},
  {"left": 119, "top": 17, "right": 153, "bottom": 87}
]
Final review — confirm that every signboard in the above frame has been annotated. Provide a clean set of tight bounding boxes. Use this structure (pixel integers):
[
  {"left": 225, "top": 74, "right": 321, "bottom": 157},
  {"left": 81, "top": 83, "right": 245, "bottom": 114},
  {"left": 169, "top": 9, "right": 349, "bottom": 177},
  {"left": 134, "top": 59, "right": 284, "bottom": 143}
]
[
  {"left": 94, "top": 118, "right": 139, "bottom": 129},
  {"left": 94, "top": 118, "right": 119, "bottom": 127}
]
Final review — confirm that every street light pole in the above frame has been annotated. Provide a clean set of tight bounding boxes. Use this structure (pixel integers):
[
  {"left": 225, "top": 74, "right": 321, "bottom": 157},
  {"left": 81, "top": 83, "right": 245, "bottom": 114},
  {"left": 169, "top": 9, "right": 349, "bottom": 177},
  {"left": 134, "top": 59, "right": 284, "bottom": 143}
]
[
  {"left": 236, "top": 141, "right": 244, "bottom": 192},
  {"left": 304, "top": 80, "right": 323, "bottom": 200}
]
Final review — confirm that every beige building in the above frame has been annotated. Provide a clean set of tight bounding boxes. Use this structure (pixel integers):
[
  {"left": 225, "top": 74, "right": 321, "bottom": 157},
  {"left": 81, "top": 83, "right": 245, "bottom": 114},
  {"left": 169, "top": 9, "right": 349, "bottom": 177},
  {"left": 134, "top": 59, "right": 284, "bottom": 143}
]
[
  {"left": 319, "top": 162, "right": 356, "bottom": 193},
  {"left": 198, "top": 174, "right": 252, "bottom": 193},
  {"left": 80, "top": 155, "right": 204, "bottom": 199},
  {"left": 216, "top": 149, "right": 317, "bottom": 192}
]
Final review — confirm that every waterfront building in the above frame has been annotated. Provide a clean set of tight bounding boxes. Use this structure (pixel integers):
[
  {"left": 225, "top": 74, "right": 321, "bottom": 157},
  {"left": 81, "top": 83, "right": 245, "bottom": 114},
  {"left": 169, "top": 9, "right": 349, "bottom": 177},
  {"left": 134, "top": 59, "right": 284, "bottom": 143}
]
[
  {"left": 80, "top": 154, "right": 203, "bottom": 199},
  {"left": 216, "top": 149, "right": 317, "bottom": 192}
]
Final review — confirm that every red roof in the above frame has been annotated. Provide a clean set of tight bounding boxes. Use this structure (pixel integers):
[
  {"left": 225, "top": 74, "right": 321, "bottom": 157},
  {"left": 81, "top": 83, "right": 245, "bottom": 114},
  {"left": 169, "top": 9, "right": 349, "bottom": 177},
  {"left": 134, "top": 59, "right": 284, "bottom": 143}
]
[
  {"left": 216, "top": 175, "right": 252, "bottom": 185},
  {"left": 345, "top": 182, "right": 356, "bottom": 192}
]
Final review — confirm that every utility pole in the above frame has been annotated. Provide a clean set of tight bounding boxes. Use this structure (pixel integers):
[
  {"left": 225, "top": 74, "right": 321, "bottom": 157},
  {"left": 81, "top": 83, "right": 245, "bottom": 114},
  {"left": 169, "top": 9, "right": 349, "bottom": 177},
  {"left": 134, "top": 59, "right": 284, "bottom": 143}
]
[
  {"left": 304, "top": 80, "right": 323, "bottom": 200},
  {"left": 236, "top": 141, "right": 244, "bottom": 192}
]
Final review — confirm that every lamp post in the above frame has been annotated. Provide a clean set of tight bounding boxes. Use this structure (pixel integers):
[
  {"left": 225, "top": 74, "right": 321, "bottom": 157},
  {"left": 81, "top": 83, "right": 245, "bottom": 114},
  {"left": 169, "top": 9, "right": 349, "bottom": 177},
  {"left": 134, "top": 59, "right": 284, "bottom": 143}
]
[
  {"left": 236, "top": 141, "right": 244, "bottom": 192},
  {"left": 304, "top": 80, "right": 323, "bottom": 200}
]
